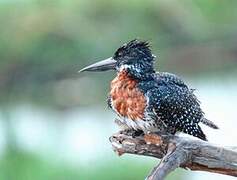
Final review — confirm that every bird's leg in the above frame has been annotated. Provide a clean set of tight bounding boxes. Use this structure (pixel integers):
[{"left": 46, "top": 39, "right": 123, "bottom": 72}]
[
  {"left": 122, "top": 129, "right": 144, "bottom": 138},
  {"left": 132, "top": 130, "right": 144, "bottom": 137}
]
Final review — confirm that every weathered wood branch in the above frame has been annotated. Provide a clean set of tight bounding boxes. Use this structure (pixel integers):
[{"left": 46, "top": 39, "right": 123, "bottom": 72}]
[{"left": 109, "top": 130, "right": 237, "bottom": 180}]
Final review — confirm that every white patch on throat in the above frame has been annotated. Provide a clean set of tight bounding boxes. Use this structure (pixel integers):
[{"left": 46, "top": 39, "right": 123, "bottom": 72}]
[
  {"left": 118, "top": 64, "right": 141, "bottom": 73},
  {"left": 119, "top": 64, "right": 130, "bottom": 72}
]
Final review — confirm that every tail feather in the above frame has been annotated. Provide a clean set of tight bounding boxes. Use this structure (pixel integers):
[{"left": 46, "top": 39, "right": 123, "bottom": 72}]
[
  {"left": 195, "top": 125, "right": 207, "bottom": 141},
  {"left": 182, "top": 124, "right": 207, "bottom": 141},
  {"left": 201, "top": 118, "right": 219, "bottom": 129}
]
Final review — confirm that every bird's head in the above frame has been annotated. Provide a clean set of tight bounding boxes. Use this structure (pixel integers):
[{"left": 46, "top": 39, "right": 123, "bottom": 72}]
[{"left": 79, "top": 39, "right": 156, "bottom": 79}]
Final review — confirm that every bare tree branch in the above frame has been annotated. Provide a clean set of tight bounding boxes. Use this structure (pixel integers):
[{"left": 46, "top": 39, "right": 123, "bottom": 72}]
[{"left": 109, "top": 131, "right": 237, "bottom": 180}]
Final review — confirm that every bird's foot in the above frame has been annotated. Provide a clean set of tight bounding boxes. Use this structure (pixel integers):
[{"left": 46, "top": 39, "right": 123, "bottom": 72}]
[{"left": 121, "top": 129, "right": 144, "bottom": 138}]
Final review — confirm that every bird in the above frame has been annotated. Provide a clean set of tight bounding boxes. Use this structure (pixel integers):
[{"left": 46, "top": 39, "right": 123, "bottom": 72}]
[{"left": 79, "top": 39, "right": 218, "bottom": 141}]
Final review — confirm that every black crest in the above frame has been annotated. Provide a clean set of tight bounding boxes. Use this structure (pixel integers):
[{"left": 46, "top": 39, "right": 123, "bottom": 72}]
[{"left": 113, "top": 39, "right": 153, "bottom": 61}]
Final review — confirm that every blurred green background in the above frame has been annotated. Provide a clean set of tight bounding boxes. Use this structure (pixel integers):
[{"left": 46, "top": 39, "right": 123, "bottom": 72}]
[{"left": 0, "top": 0, "right": 237, "bottom": 179}]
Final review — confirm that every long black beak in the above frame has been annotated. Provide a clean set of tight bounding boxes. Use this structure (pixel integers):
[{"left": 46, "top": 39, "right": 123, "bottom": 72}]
[{"left": 79, "top": 57, "right": 116, "bottom": 73}]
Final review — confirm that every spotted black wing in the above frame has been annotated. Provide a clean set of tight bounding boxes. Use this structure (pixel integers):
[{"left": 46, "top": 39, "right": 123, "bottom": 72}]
[{"left": 147, "top": 73, "right": 207, "bottom": 140}]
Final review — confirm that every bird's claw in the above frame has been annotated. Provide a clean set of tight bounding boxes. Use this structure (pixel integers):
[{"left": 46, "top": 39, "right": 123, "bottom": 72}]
[{"left": 121, "top": 129, "right": 144, "bottom": 138}]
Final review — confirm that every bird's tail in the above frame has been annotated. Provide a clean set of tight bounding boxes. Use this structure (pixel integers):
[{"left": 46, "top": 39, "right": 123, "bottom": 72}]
[
  {"left": 195, "top": 125, "right": 207, "bottom": 141},
  {"left": 182, "top": 124, "right": 207, "bottom": 141},
  {"left": 201, "top": 118, "right": 219, "bottom": 129}
]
